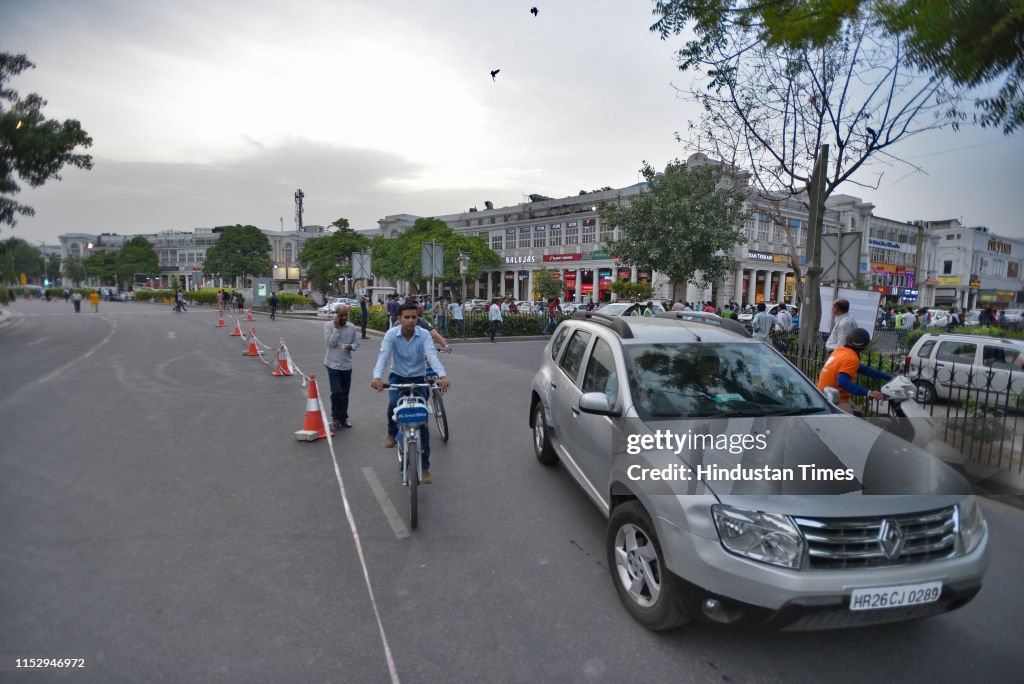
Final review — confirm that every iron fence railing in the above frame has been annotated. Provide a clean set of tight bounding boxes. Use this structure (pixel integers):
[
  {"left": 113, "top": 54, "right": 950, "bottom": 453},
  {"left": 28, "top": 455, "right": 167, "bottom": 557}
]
[{"left": 773, "top": 329, "right": 1024, "bottom": 475}]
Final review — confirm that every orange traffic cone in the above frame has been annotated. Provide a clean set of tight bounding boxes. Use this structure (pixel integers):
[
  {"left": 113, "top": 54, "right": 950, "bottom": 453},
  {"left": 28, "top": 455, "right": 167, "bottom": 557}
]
[
  {"left": 272, "top": 342, "right": 292, "bottom": 376},
  {"left": 243, "top": 328, "right": 260, "bottom": 356},
  {"left": 246, "top": 308, "right": 254, "bottom": 322},
  {"left": 295, "top": 374, "right": 332, "bottom": 441},
  {"left": 217, "top": 310, "right": 226, "bottom": 328},
  {"left": 230, "top": 318, "right": 243, "bottom": 336}
]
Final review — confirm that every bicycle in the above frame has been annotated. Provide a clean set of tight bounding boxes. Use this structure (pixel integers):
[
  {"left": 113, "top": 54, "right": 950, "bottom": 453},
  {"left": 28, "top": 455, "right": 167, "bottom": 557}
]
[
  {"left": 425, "top": 365, "right": 449, "bottom": 443},
  {"left": 385, "top": 382, "right": 433, "bottom": 529}
]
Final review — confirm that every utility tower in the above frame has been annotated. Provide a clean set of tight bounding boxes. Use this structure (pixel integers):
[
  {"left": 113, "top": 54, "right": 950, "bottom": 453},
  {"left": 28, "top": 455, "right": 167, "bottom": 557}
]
[{"left": 294, "top": 189, "right": 305, "bottom": 231}]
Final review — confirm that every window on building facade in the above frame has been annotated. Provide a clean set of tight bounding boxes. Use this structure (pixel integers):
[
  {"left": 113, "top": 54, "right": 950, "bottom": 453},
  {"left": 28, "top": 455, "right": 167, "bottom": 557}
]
[
  {"left": 943, "top": 260, "right": 953, "bottom": 274},
  {"left": 757, "top": 221, "right": 770, "bottom": 243},
  {"left": 565, "top": 222, "right": 579, "bottom": 245},
  {"left": 491, "top": 234, "right": 503, "bottom": 251},
  {"left": 519, "top": 226, "right": 530, "bottom": 249},
  {"left": 284, "top": 244, "right": 293, "bottom": 263},
  {"left": 534, "top": 225, "right": 546, "bottom": 248},
  {"left": 744, "top": 220, "right": 755, "bottom": 241},
  {"left": 599, "top": 221, "right": 614, "bottom": 244},
  {"left": 582, "top": 218, "right": 596, "bottom": 244},
  {"left": 549, "top": 223, "right": 562, "bottom": 247}
]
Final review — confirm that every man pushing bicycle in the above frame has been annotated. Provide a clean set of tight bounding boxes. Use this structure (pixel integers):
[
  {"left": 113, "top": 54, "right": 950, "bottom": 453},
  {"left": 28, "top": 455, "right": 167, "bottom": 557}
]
[{"left": 371, "top": 301, "right": 451, "bottom": 484}]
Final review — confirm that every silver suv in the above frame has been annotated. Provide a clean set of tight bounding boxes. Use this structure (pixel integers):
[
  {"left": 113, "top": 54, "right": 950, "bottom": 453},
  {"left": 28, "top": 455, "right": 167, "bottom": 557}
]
[{"left": 530, "top": 312, "right": 988, "bottom": 631}]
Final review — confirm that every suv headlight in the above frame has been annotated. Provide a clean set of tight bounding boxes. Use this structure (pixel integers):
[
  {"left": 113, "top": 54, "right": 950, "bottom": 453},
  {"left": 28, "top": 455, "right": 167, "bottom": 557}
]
[
  {"left": 712, "top": 504, "right": 805, "bottom": 569},
  {"left": 956, "top": 496, "right": 986, "bottom": 555}
]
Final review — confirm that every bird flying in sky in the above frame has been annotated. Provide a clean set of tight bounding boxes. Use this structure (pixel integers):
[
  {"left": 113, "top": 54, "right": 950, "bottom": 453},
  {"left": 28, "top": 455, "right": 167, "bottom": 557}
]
[{"left": 490, "top": 69, "right": 500, "bottom": 81}]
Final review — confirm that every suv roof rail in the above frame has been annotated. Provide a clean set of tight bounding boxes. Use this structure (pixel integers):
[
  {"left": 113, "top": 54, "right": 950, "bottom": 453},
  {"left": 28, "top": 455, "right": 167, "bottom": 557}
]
[
  {"left": 571, "top": 310, "right": 634, "bottom": 338},
  {"left": 654, "top": 311, "right": 751, "bottom": 337}
]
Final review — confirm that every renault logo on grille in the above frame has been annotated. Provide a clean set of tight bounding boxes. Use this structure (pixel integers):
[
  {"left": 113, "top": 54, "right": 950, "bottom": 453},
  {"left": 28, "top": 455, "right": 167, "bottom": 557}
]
[{"left": 878, "top": 519, "right": 905, "bottom": 560}]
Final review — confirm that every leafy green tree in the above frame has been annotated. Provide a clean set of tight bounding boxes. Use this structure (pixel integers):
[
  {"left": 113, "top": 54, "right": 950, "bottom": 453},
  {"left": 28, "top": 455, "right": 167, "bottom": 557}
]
[
  {"left": 599, "top": 161, "right": 748, "bottom": 300},
  {"left": 1, "top": 237, "right": 43, "bottom": 282},
  {"left": 202, "top": 225, "right": 272, "bottom": 285},
  {"left": 298, "top": 219, "right": 370, "bottom": 296},
  {"left": 83, "top": 249, "right": 118, "bottom": 285},
  {"left": 115, "top": 236, "right": 158, "bottom": 289},
  {"left": 650, "top": 0, "right": 1022, "bottom": 134},
  {"left": 610, "top": 279, "right": 654, "bottom": 302},
  {"left": 369, "top": 217, "right": 500, "bottom": 293},
  {"left": 62, "top": 254, "right": 85, "bottom": 286},
  {"left": 533, "top": 267, "right": 564, "bottom": 300},
  {"left": 1, "top": 52, "right": 93, "bottom": 229}
]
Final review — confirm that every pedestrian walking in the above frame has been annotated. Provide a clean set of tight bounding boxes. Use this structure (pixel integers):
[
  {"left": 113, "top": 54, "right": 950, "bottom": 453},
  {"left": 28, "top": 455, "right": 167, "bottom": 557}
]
[
  {"left": 488, "top": 298, "right": 503, "bottom": 342},
  {"left": 174, "top": 289, "right": 187, "bottom": 312},
  {"left": 324, "top": 304, "right": 359, "bottom": 430},
  {"left": 449, "top": 298, "right": 464, "bottom": 336},
  {"left": 236, "top": 291, "right": 245, "bottom": 314},
  {"left": 751, "top": 302, "right": 778, "bottom": 341},
  {"left": 269, "top": 291, "right": 278, "bottom": 320},
  {"left": 435, "top": 296, "right": 449, "bottom": 336},
  {"left": 387, "top": 294, "right": 400, "bottom": 327},
  {"left": 824, "top": 298, "right": 857, "bottom": 351},
  {"left": 358, "top": 294, "right": 369, "bottom": 338},
  {"left": 776, "top": 303, "right": 793, "bottom": 332},
  {"left": 88, "top": 290, "right": 100, "bottom": 313},
  {"left": 71, "top": 290, "right": 82, "bottom": 313},
  {"left": 542, "top": 297, "right": 559, "bottom": 334}
]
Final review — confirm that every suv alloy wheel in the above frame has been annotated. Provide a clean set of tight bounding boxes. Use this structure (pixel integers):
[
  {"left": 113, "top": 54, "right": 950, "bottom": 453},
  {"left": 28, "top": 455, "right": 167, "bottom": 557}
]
[{"left": 606, "top": 501, "right": 687, "bottom": 631}]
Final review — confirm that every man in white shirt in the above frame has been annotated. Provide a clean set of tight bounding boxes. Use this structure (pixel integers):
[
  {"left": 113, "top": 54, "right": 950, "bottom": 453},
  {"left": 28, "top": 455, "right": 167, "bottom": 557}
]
[
  {"left": 751, "top": 302, "right": 778, "bottom": 341},
  {"left": 489, "top": 298, "right": 503, "bottom": 342},
  {"left": 825, "top": 298, "right": 857, "bottom": 351},
  {"left": 776, "top": 303, "right": 793, "bottom": 332}
]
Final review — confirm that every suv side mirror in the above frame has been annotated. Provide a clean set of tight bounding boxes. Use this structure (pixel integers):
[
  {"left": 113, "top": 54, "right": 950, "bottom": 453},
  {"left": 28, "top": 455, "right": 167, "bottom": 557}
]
[
  {"left": 821, "top": 387, "right": 841, "bottom": 405},
  {"left": 579, "top": 392, "right": 619, "bottom": 416}
]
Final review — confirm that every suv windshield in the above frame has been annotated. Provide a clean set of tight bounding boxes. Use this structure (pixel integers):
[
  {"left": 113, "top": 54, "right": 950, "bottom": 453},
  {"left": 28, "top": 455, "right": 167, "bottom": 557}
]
[{"left": 625, "top": 343, "right": 829, "bottom": 418}]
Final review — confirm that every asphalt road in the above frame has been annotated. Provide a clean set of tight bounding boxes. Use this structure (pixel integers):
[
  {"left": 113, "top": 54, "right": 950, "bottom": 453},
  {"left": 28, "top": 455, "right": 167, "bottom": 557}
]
[{"left": 2, "top": 299, "right": 1023, "bottom": 683}]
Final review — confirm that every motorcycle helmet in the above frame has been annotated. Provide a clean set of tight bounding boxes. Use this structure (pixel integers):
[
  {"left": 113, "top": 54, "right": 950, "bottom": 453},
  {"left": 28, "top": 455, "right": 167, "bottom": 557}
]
[{"left": 845, "top": 327, "right": 871, "bottom": 351}]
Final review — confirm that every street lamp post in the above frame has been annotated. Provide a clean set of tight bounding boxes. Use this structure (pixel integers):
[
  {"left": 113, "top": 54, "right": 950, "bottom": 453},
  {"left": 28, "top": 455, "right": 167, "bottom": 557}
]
[{"left": 459, "top": 251, "right": 470, "bottom": 341}]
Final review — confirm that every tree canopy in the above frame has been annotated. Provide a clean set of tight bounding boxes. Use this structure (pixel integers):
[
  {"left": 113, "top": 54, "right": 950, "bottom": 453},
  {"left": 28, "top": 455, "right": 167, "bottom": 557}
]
[
  {"left": 599, "top": 160, "right": 748, "bottom": 296},
  {"left": 650, "top": 0, "right": 1023, "bottom": 134},
  {"left": 83, "top": 249, "right": 118, "bottom": 285},
  {"left": 1, "top": 237, "right": 44, "bottom": 283},
  {"left": 1, "top": 52, "right": 93, "bottom": 229},
  {"left": 116, "top": 236, "right": 158, "bottom": 288},
  {"left": 369, "top": 217, "right": 500, "bottom": 291},
  {"left": 202, "top": 225, "right": 273, "bottom": 284},
  {"left": 533, "top": 267, "right": 564, "bottom": 300},
  {"left": 297, "top": 218, "right": 370, "bottom": 296}
]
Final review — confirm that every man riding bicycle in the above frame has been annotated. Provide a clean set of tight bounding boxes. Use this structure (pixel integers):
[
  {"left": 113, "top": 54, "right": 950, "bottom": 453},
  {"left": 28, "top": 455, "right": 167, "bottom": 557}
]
[{"left": 371, "top": 302, "right": 451, "bottom": 484}]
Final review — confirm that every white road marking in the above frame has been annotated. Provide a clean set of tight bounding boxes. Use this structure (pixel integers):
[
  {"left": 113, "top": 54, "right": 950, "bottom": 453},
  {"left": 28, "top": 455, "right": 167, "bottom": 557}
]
[
  {"left": 167, "top": 331, "right": 176, "bottom": 339},
  {"left": 362, "top": 467, "right": 411, "bottom": 540},
  {"left": 34, "top": 318, "right": 118, "bottom": 386},
  {"left": 26, "top": 337, "right": 52, "bottom": 346}
]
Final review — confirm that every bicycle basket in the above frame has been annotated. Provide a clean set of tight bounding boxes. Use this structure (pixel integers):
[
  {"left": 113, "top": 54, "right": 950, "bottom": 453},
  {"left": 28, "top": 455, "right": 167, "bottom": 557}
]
[{"left": 394, "top": 396, "right": 429, "bottom": 424}]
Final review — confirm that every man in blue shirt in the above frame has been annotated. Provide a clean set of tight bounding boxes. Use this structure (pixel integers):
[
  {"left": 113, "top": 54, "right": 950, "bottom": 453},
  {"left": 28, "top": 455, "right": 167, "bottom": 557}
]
[{"left": 371, "top": 302, "right": 450, "bottom": 484}]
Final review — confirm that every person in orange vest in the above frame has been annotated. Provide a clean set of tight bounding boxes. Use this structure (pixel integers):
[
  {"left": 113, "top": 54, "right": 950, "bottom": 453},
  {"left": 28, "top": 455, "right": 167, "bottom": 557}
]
[
  {"left": 817, "top": 328, "right": 891, "bottom": 414},
  {"left": 88, "top": 290, "right": 100, "bottom": 313}
]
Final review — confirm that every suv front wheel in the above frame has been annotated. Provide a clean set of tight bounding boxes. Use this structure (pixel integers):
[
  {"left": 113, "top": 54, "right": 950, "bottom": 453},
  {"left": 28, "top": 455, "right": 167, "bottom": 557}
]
[
  {"left": 606, "top": 501, "right": 688, "bottom": 631},
  {"left": 532, "top": 402, "right": 558, "bottom": 465}
]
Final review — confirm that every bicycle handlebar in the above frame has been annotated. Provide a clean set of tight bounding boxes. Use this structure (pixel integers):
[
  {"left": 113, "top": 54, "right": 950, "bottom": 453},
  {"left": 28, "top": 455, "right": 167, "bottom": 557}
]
[{"left": 382, "top": 382, "right": 434, "bottom": 390}]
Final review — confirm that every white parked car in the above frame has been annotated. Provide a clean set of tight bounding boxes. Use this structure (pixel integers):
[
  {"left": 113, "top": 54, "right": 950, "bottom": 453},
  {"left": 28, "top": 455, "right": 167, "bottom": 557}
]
[
  {"left": 907, "top": 332, "right": 1024, "bottom": 403},
  {"left": 317, "top": 297, "right": 356, "bottom": 319}
]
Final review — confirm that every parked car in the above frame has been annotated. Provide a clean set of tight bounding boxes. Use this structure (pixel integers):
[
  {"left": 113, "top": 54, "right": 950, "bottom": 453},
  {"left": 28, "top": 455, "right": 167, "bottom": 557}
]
[
  {"left": 316, "top": 297, "right": 356, "bottom": 319},
  {"left": 513, "top": 300, "right": 537, "bottom": 314},
  {"left": 924, "top": 309, "right": 952, "bottom": 328},
  {"left": 593, "top": 301, "right": 666, "bottom": 317},
  {"left": 529, "top": 312, "right": 987, "bottom": 631},
  {"left": 1002, "top": 309, "right": 1023, "bottom": 324},
  {"left": 906, "top": 332, "right": 1024, "bottom": 403},
  {"left": 964, "top": 310, "right": 982, "bottom": 326},
  {"left": 736, "top": 303, "right": 796, "bottom": 324},
  {"left": 465, "top": 298, "right": 489, "bottom": 313}
]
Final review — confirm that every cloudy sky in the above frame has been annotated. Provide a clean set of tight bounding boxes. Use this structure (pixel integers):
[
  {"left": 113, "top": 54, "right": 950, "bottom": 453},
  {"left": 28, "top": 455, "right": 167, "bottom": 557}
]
[{"left": 3, "top": 0, "right": 1023, "bottom": 246}]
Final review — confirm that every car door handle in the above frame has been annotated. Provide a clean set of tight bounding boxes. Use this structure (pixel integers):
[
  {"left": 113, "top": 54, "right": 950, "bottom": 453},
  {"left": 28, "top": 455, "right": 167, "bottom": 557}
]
[{"left": 550, "top": 382, "right": 558, "bottom": 390}]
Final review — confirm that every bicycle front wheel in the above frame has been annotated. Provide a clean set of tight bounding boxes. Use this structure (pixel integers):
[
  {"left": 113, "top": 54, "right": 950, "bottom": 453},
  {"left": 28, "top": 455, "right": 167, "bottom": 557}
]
[
  {"left": 407, "top": 441, "right": 419, "bottom": 530},
  {"left": 432, "top": 389, "right": 449, "bottom": 443}
]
